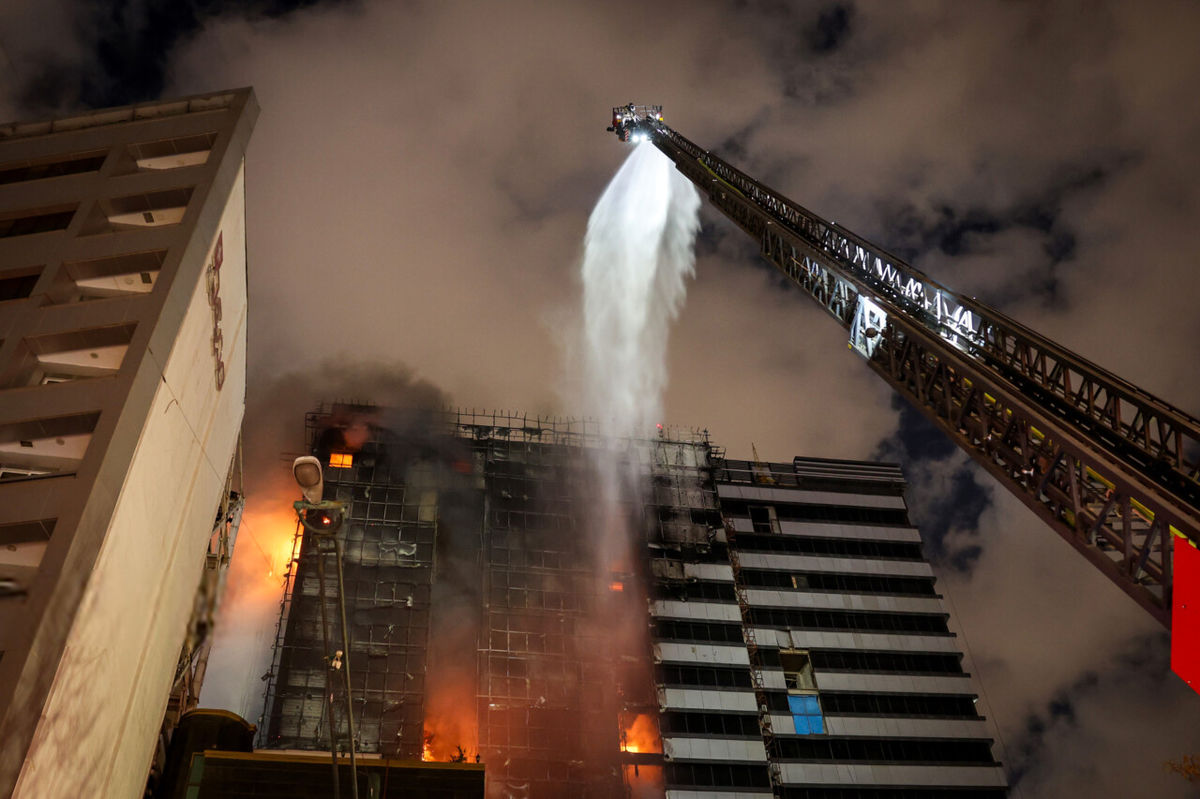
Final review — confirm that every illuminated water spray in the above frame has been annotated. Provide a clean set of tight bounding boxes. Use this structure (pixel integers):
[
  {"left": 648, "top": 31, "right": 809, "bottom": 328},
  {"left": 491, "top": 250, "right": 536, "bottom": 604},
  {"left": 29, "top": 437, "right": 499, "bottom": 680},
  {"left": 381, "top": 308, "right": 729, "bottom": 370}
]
[
  {"left": 579, "top": 139, "right": 700, "bottom": 583},
  {"left": 577, "top": 137, "right": 699, "bottom": 798},
  {"left": 581, "top": 141, "right": 700, "bottom": 438}
]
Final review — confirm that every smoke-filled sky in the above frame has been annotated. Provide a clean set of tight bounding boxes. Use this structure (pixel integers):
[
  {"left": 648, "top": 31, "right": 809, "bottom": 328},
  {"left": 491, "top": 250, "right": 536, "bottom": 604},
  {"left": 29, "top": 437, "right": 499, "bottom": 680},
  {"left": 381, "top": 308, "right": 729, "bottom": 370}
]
[{"left": 3, "top": 1, "right": 1200, "bottom": 795}]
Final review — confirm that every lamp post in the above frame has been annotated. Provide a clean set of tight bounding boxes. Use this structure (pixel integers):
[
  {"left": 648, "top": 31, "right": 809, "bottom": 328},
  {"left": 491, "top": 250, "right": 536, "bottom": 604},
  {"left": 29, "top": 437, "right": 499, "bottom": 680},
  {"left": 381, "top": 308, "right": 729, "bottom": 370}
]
[{"left": 292, "top": 456, "right": 360, "bottom": 799}]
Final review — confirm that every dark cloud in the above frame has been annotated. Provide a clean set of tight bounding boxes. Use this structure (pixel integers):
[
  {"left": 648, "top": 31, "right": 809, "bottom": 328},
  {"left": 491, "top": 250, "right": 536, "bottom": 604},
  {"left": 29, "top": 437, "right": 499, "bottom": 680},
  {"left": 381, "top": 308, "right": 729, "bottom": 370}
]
[
  {"left": 874, "top": 402, "right": 991, "bottom": 572},
  {"left": 808, "top": 3, "right": 855, "bottom": 54},
  {"left": 0, "top": 0, "right": 354, "bottom": 114}
]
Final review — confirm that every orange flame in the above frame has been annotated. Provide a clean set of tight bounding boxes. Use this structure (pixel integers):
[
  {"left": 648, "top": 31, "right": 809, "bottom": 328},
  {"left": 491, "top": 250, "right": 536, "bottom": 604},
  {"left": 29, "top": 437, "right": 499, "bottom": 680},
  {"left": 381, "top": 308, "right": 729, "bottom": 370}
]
[
  {"left": 421, "top": 677, "right": 478, "bottom": 762},
  {"left": 620, "top": 712, "right": 661, "bottom": 754},
  {"left": 228, "top": 495, "right": 301, "bottom": 595}
]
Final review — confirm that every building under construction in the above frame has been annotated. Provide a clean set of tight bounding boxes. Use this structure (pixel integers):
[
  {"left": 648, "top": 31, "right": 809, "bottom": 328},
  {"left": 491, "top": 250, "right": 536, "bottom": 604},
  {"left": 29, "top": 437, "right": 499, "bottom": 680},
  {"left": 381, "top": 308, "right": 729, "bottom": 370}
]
[{"left": 260, "top": 404, "right": 1007, "bottom": 798}]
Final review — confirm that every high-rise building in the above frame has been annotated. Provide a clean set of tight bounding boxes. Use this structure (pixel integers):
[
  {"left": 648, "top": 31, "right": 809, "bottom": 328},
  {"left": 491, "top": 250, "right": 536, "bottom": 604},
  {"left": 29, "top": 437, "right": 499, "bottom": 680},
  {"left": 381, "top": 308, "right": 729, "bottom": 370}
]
[
  {"left": 262, "top": 405, "right": 1007, "bottom": 798},
  {"left": 0, "top": 89, "right": 257, "bottom": 798},
  {"left": 652, "top": 455, "right": 1008, "bottom": 797}
]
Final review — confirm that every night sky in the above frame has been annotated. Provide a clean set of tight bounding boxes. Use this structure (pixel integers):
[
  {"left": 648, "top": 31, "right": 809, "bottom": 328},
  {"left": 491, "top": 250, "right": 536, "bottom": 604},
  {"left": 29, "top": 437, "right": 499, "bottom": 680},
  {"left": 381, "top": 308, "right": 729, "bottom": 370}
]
[{"left": 4, "top": 1, "right": 1200, "bottom": 796}]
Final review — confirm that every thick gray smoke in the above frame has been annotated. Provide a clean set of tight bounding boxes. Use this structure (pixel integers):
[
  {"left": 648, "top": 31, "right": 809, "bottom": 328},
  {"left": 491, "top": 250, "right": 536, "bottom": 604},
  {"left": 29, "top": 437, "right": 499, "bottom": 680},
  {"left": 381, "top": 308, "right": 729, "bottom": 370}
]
[
  {"left": 582, "top": 141, "right": 701, "bottom": 438},
  {"left": 198, "top": 362, "right": 445, "bottom": 721}
]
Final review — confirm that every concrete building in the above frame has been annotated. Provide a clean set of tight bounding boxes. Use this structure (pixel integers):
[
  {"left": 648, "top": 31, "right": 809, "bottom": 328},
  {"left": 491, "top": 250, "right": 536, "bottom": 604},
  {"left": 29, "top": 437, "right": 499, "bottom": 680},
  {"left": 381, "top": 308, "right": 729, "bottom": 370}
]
[
  {"left": 0, "top": 89, "right": 257, "bottom": 797},
  {"left": 651, "top": 455, "right": 1009, "bottom": 798},
  {"left": 262, "top": 405, "right": 1007, "bottom": 798}
]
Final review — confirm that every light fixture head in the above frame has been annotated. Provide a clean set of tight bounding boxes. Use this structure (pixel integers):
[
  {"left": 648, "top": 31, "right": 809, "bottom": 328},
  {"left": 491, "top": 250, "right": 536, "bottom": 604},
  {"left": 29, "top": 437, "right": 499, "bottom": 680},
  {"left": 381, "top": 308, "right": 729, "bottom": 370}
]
[{"left": 293, "top": 455, "right": 324, "bottom": 504}]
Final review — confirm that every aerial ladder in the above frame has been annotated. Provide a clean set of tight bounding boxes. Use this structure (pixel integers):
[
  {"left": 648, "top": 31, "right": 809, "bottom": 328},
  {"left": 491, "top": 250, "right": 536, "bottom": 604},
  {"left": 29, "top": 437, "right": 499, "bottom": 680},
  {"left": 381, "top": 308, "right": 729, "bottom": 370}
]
[{"left": 607, "top": 104, "right": 1200, "bottom": 640}]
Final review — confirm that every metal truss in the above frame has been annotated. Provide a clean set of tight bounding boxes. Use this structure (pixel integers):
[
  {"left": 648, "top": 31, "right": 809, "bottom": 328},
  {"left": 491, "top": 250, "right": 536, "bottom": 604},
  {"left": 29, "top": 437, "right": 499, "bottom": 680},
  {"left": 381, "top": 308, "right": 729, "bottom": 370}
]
[{"left": 633, "top": 116, "right": 1200, "bottom": 627}]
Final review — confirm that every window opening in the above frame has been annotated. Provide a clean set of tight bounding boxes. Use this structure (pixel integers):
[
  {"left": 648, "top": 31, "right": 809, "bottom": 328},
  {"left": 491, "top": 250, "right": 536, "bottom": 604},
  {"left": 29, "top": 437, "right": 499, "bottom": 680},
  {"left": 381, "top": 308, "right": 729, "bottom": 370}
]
[
  {"left": 0, "top": 205, "right": 76, "bottom": 238},
  {"left": 0, "top": 267, "right": 42, "bottom": 302},
  {"left": 51, "top": 249, "right": 165, "bottom": 303},
  {"left": 4, "top": 323, "right": 135, "bottom": 388},
  {"left": 787, "top": 694, "right": 825, "bottom": 735},
  {"left": 0, "top": 150, "right": 106, "bottom": 186},
  {"left": 0, "top": 412, "right": 98, "bottom": 481},
  {"left": 780, "top": 649, "right": 817, "bottom": 691},
  {"left": 127, "top": 132, "right": 216, "bottom": 171},
  {"left": 748, "top": 504, "right": 780, "bottom": 534},
  {"left": 0, "top": 519, "right": 56, "bottom": 597}
]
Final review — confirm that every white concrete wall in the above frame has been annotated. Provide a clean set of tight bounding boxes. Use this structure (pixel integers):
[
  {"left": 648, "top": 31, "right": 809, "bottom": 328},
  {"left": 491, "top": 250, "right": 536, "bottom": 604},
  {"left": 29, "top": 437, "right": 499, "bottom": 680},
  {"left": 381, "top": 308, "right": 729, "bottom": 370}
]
[
  {"left": 14, "top": 164, "right": 247, "bottom": 799},
  {"left": 663, "top": 736, "right": 767, "bottom": 762},
  {"left": 651, "top": 600, "right": 742, "bottom": 622},
  {"left": 684, "top": 562, "right": 733, "bottom": 582},
  {"left": 738, "top": 552, "right": 934, "bottom": 577},
  {"left": 655, "top": 642, "right": 750, "bottom": 666},
  {"left": 778, "top": 762, "right": 1007, "bottom": 787},
  {"left": 667, "top": 787, "right": 768, "bottom": 791},
  {"left": 743, "top": 588, "right": 945, "bottom": 614},
  {"left": 659, "top": 687, "right": 758, "bottom": 713}
]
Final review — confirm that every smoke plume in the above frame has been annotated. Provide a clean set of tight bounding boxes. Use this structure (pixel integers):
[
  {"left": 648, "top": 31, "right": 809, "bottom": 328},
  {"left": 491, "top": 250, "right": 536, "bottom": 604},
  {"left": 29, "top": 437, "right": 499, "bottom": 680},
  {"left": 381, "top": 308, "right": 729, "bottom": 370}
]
[{"left": 198, "top": 361, "right": 445, "bottom": 722}]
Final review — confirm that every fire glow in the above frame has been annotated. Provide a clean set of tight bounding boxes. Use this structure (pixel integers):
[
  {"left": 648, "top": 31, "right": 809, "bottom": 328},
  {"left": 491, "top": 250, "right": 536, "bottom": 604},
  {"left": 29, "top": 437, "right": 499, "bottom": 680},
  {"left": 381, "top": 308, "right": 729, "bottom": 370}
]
[
  {"left": 620, "top": 712, "right": 661, "bottom": 755},
  {"left": 420, "top": 683, "right": 478, "bottom": 762},
  {"left": 194, "top": 488, "right": 303, "bottom": 714}
]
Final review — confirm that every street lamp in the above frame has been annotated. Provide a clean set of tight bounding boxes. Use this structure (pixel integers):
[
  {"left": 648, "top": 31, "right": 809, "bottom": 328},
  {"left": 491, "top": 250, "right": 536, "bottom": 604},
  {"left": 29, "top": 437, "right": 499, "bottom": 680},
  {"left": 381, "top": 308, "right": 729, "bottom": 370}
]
[{"left": 292, "top": 456, "right": 359, "bottom": 799}]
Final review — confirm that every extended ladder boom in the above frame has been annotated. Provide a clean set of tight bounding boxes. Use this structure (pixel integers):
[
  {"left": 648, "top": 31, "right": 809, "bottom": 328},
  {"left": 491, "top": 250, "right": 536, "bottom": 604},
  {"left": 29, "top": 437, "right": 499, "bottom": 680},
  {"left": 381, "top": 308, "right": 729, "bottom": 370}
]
[{"left": 610, "top": 105, "right": 1200, "bottom": 627}]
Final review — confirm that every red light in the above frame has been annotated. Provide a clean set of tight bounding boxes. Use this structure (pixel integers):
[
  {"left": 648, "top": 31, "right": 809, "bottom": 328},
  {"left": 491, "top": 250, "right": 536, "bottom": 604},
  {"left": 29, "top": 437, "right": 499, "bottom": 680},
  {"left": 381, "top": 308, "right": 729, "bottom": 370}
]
[
  {"left": 609, "top": 581, "right": 624, "bottom": 592},
  {"left": 1173, "top": 535, "right": 1200, "bottom": 693}
]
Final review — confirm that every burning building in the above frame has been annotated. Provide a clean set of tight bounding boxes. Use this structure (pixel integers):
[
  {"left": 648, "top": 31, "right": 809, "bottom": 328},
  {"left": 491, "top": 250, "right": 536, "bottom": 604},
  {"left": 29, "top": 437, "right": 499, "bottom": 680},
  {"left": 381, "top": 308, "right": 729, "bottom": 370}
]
[{"left": 261, "top": 405, "right": 1007, "bottom": 797}]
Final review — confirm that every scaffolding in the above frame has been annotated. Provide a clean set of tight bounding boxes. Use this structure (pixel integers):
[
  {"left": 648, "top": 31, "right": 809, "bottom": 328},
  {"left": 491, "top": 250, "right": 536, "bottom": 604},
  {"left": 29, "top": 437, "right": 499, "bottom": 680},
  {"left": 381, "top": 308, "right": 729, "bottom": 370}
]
[
  {"left": 466, "top": 417, "right": 626, "bottom": 798},
  {"left": 260, "top": 414, "right": 444, "bottom": 758}
]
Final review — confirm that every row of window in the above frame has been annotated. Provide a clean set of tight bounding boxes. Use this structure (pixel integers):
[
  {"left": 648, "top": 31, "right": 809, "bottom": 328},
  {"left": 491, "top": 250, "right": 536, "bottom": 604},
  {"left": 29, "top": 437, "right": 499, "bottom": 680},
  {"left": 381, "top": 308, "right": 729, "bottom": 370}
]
[
  {"left": 781, "top": 789, "right": 1006, "bottom": 799},
  {"left": 660, "top": 710, "right": 761, "bottom": 737},
  {"left": 716, "top": 461, "right": 906, "bottom": 497},
  {"left": 0, "top": 132, "right": 216, "bottom": 188},
  {"left": 0, "top": 207, "right": 76, "bottom": 238},
  {"left": 653, "top": 619, "right": 744, "bottom": 644},
  {"left": 805, "top": 649, "right": 964, "bottom": 675},
  {"left": 651, "top": 579, "right": 737, "bottom": 602},
  {"left": 740, "top": 568, "right": 938, "bottom": 597},
  {"left": 775, "top": 736, "right": 996, "bottom": 765},
  {"left": 734, "top": 532, "right": 924, "bottom": 560},
  {"left": 767, "top": 691, "right": 979, "bottom": 719},
  {"left": 0, "top": 270, "right": 41, "bottom": 301},
  {"left": 656, "top": 663, "right": 753, "bottom": 689},
  {"left": 0, "top": 151, "right": 107, "bottom": 185},
  {"left": 749, "top": 607, "right": 950, "bottom": 635},
  {"left": 665, "top": 763, "right": 771, "bottom": 789}
]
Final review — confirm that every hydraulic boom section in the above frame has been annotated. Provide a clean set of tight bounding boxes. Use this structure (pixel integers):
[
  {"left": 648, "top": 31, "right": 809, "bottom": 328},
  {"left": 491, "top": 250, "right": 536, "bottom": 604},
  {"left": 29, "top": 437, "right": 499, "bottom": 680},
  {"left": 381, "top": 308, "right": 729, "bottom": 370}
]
[{"left": 609, "top": 105, "right": 1200, "bottom": 630}]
